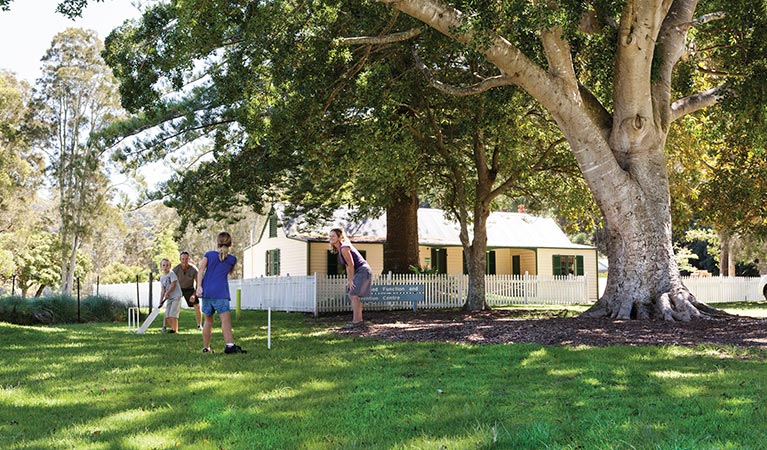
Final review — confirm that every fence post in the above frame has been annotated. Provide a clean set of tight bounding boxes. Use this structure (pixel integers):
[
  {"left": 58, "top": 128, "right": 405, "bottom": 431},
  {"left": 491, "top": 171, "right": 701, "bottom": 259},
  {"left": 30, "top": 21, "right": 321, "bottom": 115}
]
[
  {"left": 135, "top": 274, "right": 141, "bottom": 322},
  {"left": 77, "top": 277, "right": 81, "bottom": 322},
  {"left": 11, "top": 274, "right": 15, "bottom": 296},
  {"left": 148, "top": 272, "right": 154, "bottom": 312},
  {"left": 236, "top": 289, "right": 241, "bottom": 321},
  {"left": 313, "top": 273, "right": 319, "bottom": 317}
]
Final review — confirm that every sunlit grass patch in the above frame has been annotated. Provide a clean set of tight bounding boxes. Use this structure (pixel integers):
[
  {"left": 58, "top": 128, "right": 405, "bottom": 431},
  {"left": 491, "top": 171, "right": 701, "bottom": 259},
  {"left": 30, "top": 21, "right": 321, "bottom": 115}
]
[{"left": 1, "top": 308, "right": 767, "bottom": 449}]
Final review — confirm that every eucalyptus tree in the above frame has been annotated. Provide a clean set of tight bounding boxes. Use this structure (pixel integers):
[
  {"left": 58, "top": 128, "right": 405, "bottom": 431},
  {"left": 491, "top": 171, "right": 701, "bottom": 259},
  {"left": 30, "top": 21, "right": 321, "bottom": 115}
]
[
  {"left": 0, "top": 71, "right": 43, "bottom": 234},
  {"left": 35, "top": 28, "right": 122, "bottom": 295}
]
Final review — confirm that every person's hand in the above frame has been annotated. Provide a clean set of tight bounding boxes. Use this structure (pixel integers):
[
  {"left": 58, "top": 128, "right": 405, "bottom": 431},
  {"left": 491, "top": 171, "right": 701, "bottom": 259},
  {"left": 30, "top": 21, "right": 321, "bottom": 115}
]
[
  {"left": 347, "top": 279, "right": 355, "bottom": 290},
  {"left": 196, "top": 287, "right": 203, "bottom": 297}
]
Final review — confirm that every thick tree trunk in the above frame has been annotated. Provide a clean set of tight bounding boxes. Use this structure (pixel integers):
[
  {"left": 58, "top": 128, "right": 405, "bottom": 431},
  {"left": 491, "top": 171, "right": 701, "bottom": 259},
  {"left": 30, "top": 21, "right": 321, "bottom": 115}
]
[
  {"left": 383, "top": 192, "right": 420, "bottom": 274},
  {"left": 720, "top": 232, "right": 735, "bottom": 277},
  {"left": 462, "top": 208, "right": 490, "bottom": 311},
  {"left": 463, "top": 241, "right": 488, "bottom": 311},
  {"left": 579, "top": 139, "right": 728, "bottom": 321}
]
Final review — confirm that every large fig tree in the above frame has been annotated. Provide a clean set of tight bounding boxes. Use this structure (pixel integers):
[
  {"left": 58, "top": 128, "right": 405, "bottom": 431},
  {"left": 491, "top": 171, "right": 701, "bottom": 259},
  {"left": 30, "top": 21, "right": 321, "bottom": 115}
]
[{"left": 378, "top": 0, "right": 767, "bottom": 320}]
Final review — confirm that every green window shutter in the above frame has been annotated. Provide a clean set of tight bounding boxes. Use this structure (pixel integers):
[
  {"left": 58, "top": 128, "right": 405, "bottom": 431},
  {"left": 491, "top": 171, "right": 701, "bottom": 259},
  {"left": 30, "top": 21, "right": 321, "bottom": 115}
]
[
  {"left": 576, "top": 255, "right": 584, "bottom": 276},
  {"left": 274, "top": 249, "right": 281, "bottom": 276},
  {"left": 265, "top": 251, "right": 270, "bottom": 275},
  {"left": 431, "top": 248, "right": 438, "bottom": 271},
  {"left": 487, "top": 251, "right": 496, "bottom": 275},
  {"left": 552, "top": 255, "right": 561, "bottom": 276},
  {"left": 269, "top": 215, "right": 278, "bottom": 238}
]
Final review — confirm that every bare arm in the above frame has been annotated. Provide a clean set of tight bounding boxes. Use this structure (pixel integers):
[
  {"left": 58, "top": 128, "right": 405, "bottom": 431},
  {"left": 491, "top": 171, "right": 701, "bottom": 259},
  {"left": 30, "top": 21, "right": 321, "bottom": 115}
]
[
  {"left": 195, "top": 256, "right": 208, "bottom": 297},
  {"left": 341, "top": 247, "right": 355, "bottom": 290}
]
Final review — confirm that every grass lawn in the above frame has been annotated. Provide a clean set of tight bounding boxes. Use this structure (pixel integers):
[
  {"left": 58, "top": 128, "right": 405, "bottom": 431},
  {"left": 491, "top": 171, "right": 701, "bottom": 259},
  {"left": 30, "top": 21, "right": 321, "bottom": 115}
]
[{"left": 2, "top": 305, "right": 767, "bottom": 449}]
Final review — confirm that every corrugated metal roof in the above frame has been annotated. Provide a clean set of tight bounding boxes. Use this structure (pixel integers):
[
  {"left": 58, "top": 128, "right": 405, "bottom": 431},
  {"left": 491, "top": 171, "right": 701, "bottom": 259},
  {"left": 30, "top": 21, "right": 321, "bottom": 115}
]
[{"left": 277, "top": 205, "right": 592, "bottom": 249}]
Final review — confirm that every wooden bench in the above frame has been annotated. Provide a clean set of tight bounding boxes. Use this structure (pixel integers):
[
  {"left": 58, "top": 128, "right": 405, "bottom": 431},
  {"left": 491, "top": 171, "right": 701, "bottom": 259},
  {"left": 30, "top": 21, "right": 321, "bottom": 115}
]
[{"left": 359, "top": 284, "right": 425, "bottom": 312}]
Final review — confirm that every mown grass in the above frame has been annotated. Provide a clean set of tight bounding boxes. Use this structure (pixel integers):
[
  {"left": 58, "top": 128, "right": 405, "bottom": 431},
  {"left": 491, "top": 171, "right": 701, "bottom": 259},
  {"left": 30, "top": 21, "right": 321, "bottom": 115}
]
[{"left": 1, "top": 304, "right": 767, "bottom": 449}]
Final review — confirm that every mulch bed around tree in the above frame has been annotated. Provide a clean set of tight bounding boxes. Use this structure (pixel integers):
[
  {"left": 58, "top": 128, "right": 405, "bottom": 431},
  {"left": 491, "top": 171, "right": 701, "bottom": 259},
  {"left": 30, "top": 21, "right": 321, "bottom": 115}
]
[{"left": 319, "top": 309, "right": 767, "bottom": 348}]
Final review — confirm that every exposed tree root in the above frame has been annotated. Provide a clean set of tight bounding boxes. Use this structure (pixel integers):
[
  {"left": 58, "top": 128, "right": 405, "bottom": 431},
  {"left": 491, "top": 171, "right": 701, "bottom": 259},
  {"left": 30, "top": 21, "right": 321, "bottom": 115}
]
[{"left": 581, "top": 289, "right": 738, "bottom": 321}]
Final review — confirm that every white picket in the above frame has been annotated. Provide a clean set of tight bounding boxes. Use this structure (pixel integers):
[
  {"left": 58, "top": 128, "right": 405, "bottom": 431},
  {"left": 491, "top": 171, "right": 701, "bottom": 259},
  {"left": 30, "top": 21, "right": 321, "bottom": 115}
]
[{"left": 98, "top": 274, "right": 763, "bottom": 316}]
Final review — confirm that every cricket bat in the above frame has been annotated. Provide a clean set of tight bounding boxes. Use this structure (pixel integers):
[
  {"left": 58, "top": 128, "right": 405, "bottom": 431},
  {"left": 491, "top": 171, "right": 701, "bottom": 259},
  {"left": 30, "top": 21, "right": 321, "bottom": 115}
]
[{"left": 135, "top": 301, "right": 165, "bottom": 334}]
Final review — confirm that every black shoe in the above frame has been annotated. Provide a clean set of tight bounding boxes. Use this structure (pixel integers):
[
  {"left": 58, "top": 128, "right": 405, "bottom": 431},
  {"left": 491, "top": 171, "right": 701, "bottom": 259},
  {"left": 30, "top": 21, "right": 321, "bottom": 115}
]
[
  {"left": 168, "top": 330, "right": 176, "bottom": 334},
  {"left": 340, "top": 321, "right": 366, "bottom": 330},
  {"left": 224, "top": 344, "right": 246, "bottom": 354},
  {"left": 202, "top": 347, "right": 211, "bottom": 353}
]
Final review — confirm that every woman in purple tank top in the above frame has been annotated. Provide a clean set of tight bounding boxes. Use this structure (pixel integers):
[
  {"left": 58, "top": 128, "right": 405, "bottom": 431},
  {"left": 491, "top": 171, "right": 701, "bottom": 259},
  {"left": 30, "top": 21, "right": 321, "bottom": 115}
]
[{"left": 329, "top": 228, "right": 372, "bottom": 327}]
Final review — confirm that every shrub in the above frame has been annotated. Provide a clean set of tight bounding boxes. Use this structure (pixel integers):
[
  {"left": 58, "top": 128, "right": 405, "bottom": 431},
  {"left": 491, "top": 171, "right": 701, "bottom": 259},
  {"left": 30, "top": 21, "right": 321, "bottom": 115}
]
[
  {"left": 35, "top": 294, "right": 77, "bottom": 323},
  {"left": 0, "top": 296, "right": 34, "bottom": 325},
  {"left": 0, "top": 294, "right": 128, "bottom": 325},
  {"left": 81, "top": 295, "right": 128, "bottom": 322}
]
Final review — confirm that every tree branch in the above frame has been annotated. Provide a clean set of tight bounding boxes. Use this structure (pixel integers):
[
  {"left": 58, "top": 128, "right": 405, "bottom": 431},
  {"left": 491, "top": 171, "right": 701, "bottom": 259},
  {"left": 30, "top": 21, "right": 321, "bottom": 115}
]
[
  {"left": 654, "top": 0, "right": 697, "bottom": 129},
  {"left": 670, "top": 84, "right": 726, "bottom": 122},
  {"left": 335, "top": 27, "right": 424, "bottom": 46},
  {"left": 378, "top": 0, "right": 563, "bottom": 111},
  {"left": 540, "top": 26, "right": 578, "bottom": 95},
  {"left": 412, "top": 48, "right": 512, "bottom": 96},
  {"left": 676, "top": 11, "right": 726, "bottom": 31},
  {"left": 615, "top": 0, "right": 674, "bottom": 125}
]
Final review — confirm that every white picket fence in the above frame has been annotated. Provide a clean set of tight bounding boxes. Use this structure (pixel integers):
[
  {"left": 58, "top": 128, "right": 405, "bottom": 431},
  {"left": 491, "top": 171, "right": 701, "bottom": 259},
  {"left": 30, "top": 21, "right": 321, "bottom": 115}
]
[
  {"left": 681, "top": 276, "right": 762, "bottom": 303},
  {"left": 95, "top": 274, "right": 763, "bottom": 316}
]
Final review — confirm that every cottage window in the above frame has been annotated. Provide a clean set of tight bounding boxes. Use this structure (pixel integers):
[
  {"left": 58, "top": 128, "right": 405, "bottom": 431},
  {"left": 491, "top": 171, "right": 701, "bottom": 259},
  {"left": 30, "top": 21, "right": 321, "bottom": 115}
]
[
  {"left": 552, "top": 255, "right": 584, "bottom": 276},
  {"left": 266, "top": 249, "right": 280, "bottom": 276}
]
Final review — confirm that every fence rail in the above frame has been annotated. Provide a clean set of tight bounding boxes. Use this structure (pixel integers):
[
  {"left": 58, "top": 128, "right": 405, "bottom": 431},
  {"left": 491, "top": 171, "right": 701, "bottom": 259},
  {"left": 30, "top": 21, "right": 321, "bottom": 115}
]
[{"left": 96, "top": 274, "right": 764, "bottom": 315}]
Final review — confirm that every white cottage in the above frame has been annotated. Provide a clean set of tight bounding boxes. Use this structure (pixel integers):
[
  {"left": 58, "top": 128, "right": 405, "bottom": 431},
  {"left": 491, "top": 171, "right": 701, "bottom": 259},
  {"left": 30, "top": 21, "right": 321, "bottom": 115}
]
[{"left": 243, "top": 205, "right": 599, "bottom": 301}]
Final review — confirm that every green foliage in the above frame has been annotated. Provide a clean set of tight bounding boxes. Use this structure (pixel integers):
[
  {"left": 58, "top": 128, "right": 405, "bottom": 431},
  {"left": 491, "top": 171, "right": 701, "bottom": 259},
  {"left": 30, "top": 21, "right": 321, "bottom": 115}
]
[
  {"left": 0, "top": 294, "right": 126, "bottom": 324},
  {"left": 150, "top": 227, "right": 180, "bottom": 273},
  {"left": 3, "top": 230, "right": 61, "bottom": 297},
  {"left": 0, "top": 71, "right": 44, "bottom": 234},
  {"left": 80, "top": 295, "right": 127, "bottom": 322},
  {"left": 0, "top": 0, "right": 102, "bottom": 17},
  {"left": 408, "top": 264, "right": 438, "bottom": 275},
  {"left": 100, "top": 261, "right": 149, "bottom": 284}
]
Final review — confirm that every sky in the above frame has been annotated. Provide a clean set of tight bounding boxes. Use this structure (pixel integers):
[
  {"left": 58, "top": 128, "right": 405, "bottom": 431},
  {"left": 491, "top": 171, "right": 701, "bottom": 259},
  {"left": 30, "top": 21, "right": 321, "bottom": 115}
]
[
  {"left": 0, "top": 0, "right": 173, "bottom": 199},
  {"left": 0, "top": 0, "right": 143, "bottom": 83}
]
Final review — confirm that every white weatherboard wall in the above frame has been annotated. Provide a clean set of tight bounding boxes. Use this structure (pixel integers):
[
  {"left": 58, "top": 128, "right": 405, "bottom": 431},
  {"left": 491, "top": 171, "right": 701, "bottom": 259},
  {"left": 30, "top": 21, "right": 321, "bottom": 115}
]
[{"left": 243, "top": 223, "right": 308, "bottom": 278}]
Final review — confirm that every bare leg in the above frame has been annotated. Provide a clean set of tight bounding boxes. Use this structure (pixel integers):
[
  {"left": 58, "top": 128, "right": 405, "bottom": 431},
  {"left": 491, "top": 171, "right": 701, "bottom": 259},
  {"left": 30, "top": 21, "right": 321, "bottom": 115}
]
[
  {"left": 350, "top": 295, "right": 363, "bottom": 323},
  {"left": 194, "top": 303, "right": 202, "bottom": 327},
  {"left": 219, "top": 311, "right": 234, "bottom": 343},
  {"left": 168, "top": 317, "right": 178, "bottom": 332},
  {"left": 203, "top": 315, "right": 214, "bottom": 349}
]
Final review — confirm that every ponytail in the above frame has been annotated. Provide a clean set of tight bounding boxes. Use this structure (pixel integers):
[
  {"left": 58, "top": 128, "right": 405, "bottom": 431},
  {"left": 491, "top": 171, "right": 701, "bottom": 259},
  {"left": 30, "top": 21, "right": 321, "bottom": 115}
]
[{"left": 216, "top": 232, "right": 233, "bottom": 261}]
